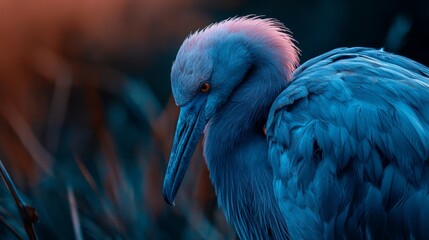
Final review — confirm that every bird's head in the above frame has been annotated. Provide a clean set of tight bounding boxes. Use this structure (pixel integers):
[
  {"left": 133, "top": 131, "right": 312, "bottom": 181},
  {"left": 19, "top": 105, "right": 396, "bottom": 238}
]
[{"left": 163, "top": 16, "right": 299, "bottom": 205}]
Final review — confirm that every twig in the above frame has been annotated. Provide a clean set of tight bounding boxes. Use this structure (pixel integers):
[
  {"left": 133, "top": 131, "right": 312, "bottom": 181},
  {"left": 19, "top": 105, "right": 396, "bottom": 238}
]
[
  {"left": 45, "top": 70, "right": 72, "bottom": 153},
  {"left": 0, "top": 160, "right": 38, "bottom": 240},
  {"left": 0, "top": 215, "right": 23, "bottom": 239},
  {"left": 67, "top": 185, "right": 83, "bottom": 240},
  {"left": 73, "top": 154, "right": 120, "bottom": 234},
  {"left": 1, "top": 102, "right": 53, "bottom": 175},
  {"left": 74, "top": 155, "right": 99, "bottom": 195}
]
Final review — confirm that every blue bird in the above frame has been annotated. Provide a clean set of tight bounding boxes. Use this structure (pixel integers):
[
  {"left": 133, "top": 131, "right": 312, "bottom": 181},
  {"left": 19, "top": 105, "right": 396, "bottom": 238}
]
[{"left": 162, "top": 16, "right": 429, "bottom": 239}]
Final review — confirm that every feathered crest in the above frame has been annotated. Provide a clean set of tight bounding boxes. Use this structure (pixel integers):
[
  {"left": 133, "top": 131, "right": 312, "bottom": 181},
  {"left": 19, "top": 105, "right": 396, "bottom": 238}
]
[{"left": 183, "top": 15, "right": 300, "bottom": 76}]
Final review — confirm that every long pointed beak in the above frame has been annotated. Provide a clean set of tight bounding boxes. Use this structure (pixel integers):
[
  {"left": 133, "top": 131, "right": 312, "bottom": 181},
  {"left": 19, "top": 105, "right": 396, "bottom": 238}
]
[{"left": 163, "top": 97, "right": 207, "bottom": 205}]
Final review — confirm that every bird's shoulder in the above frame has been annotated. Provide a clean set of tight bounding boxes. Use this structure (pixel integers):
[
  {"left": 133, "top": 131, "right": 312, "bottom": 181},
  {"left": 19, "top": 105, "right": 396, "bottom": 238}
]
[
  {"left": 268, "top": 47, "right": 429, "bottom": 158},
  {"left": 266, "top": 47, "right": 429, "bottom": 239}
]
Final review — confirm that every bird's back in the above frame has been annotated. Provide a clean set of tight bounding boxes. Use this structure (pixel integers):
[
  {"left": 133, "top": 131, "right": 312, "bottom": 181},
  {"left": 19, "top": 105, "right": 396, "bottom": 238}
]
[{"left": 267, "top": 47, "right": 429, "bottom": 239}]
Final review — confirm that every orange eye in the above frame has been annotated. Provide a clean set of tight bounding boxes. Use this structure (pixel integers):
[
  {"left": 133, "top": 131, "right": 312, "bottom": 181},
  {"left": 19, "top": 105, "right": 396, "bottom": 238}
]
[{"left": 200, "top": 82, "right": 211, "bottom": 92}]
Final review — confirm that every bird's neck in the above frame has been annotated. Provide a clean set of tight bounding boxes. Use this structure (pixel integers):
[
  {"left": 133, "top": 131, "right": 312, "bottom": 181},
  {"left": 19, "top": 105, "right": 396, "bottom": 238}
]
[{"left": 203, "top": 64, "right": 289, "bottom": 238}]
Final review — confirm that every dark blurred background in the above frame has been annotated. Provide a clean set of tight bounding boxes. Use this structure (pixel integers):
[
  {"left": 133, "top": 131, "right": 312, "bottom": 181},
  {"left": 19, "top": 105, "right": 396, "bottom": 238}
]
[{"left": 0, "top": 0, "right": 427, "bottom": 239}]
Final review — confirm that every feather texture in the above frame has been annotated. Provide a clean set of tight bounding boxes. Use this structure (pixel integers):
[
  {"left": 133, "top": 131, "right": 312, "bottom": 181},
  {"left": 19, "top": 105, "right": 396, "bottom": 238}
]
[
  {"left": 267, "top": 47, "right": 429, "bottom": 239},
  {"left": 167, "top": 16, "right": 429, "bottom": 240}
]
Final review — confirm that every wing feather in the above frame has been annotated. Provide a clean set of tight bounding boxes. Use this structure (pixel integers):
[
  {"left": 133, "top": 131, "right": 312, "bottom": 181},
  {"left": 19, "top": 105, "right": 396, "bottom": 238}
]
[{"left": 267, "top": 47, "right": 429, "bottom": 239}]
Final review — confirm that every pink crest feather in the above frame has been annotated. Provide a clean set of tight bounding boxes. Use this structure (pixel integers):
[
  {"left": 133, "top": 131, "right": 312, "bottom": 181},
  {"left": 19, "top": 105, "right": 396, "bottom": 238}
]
[{"left": 184, "top": 16, "right": 300, "bottom": 79}]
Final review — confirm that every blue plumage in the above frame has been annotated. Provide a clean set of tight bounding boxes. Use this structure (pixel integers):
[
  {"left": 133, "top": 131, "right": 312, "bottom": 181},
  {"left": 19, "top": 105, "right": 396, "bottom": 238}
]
[
  {"left": 162, "top": 16, "right": 429, "bottom": 239},
  {"left": 267, "top": 47, "right": 429, "bottom": 239}
]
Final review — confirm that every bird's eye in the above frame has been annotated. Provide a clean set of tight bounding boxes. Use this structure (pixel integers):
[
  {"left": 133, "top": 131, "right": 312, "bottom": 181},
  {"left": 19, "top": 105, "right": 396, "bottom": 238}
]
[{"left": 200, "top": 82, "right": 211, "bottom": 92}]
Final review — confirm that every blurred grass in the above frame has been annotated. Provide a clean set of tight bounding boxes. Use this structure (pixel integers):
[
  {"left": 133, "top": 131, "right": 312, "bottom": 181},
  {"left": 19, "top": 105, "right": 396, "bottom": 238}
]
[
  {"left": 0, "top": 0, "right": 235, "bottom": 238},
  {"left": 0, "top": 0, "right": 428, "bottom": 239},
  {"left": 0, "top": 75, "right": 234, "bottom": 239}
]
